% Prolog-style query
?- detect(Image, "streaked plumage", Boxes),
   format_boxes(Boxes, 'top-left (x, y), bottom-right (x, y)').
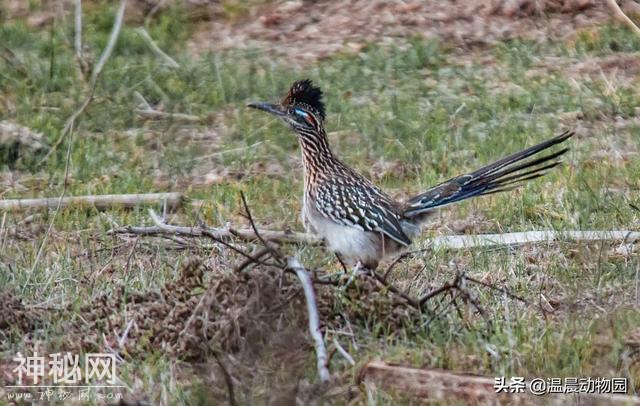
top-left (249, 80), bottom-right (574, 268)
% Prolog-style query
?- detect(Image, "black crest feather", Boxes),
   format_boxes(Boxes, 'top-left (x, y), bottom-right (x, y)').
top-left (282, 79), bottom-right (325, 120)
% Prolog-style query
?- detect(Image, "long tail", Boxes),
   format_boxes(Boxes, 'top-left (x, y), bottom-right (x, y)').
top-left (403, 130), bottom-right (574, 218)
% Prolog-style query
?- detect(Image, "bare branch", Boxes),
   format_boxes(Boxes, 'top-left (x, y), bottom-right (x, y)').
top-left (110, 223), bottom-right (323, 245)
top-left (418, 277), bottom-right (459, 306)
top-left (431, 230), bottom-right (640, 249)
top-left (369, 269), bottom-right (419, 308)
top-left (239, 192), bottom-right (283, 264)
top-left (382, 247), bottom-right (432, 281)
top-left (40, 0), bottom-right (127, 164)
top-left (90, 0), bottom-right (127, 86)
top-left (332, 337), bottom-right (355, 366)
top-left (357, 361), bottom-right (501, 402)
top-left (286, 257), bottom-right (330, 383)
top-left (234, 247), bottom-right (272, 273)
top-left (135, 108), bottom-right (203, 123)
top-left (136, 27), bottom-right (179, 68)
top-left (606, 0), bottom-right (640, 37)
top-left (147, 209), bottom-right (271, 266)
top-left (112, 226), bottom-right (640, 251)
top-left (144, 0), bottom-right (169, 26)
top-left (74, 0), bottom-right (82, 60)
top-left (0, 193), bottom-right (183, 212)
top-left (464, 275), bottom-right (530, 306)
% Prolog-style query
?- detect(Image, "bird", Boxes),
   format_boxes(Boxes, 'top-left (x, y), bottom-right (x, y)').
top-left (248, 79), bottom-right (574, 269)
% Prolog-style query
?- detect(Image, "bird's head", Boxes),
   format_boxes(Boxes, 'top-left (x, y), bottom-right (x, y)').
top-left (248, 79), bottom-right (326, 133)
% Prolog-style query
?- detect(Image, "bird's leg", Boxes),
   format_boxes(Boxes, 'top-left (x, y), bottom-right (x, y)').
top-left (334, 253), bottom-right (349, 274)
top-left (340, 261), bottom-right (367, 291)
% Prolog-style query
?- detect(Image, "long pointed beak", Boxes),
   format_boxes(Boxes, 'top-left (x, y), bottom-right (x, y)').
top-left (247, 102), bottom-right (286, 117)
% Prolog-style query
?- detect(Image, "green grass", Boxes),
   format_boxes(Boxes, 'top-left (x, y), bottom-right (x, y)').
top-left (1, 4), bottom-right (639, 404)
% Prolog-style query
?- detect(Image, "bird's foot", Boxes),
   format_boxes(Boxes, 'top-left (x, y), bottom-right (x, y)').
top-left (339, 261), bottom-right (371, 290)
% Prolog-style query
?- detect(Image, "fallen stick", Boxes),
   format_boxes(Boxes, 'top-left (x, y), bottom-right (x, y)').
top-left (431, 230), bottom-right (640, 250)
top-left (136, 27), bottom-right (179, 68)
top-left (333, 337), bottom-right (356, 366)
top-left (112, 224), bottom-right (640, 250)
top-left (146, 209), bottom-right (275, 267)
top-left (358, 361), bottom-right (498, 402)
top-left (74, 0), bottom-right (82, 61)
top-left (287, 257), bottom-right (330, 383)
top-left (606, 0), bottom-right (640, 37)
top-left (0, 192), bottom-right (183, 212)
top-left (135, 108), bottom-right (202, 123)
top-left (358, 361), bottom-right (640, 404)
top-left (110, 223), bottom-right (323, 245)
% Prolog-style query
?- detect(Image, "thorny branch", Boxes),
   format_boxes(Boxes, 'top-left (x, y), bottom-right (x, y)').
top-left (137, 199), bottom-right (545, 315)
top-left (138, 204), bottom-right (545, 317)
top-left (239, 191), bottom-right (283, 264)
top-left (125, 194), bottom-right (549, 382)
top-left (147, 209), bottom-right (274, 268)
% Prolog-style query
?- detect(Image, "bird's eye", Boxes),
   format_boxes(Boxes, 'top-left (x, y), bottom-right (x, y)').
top-left (294, 108), bottom-right (316, 126)
top-left (294, 108), bottom-right (308, 118)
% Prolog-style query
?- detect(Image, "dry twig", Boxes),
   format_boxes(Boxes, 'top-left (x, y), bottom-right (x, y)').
top-left (136, 27), bottom-right (179, 68)
top-left (606, 0), bottom-right (640, 37)
top-left (358, 361), bottom-right (498, 402)
top-left (431, 230), bottom-right (640, 249)
top-left (135, 108), bottom-right (202, 123)
top-left (147, 209), bottom-right (271, 267)
top-left (40, 0), bottom-right (127, 163)
top-left (74, 0), bottom-right (82, 60)
top-left (0, 192), bottom-right (183, 212)
top-left (212, 352), bottom-right (237, 406)
top-left (239, 192), bottom-right (283, 264)
top-left (117, 214), bottom-right (635, 321)
top-left (110, 223), bottom-right (322, 245)
top-left (332, 337), bottom-right (356, 366)
top-left (112, 225), bottom-right (640, 250)
top-left (287, 257), bottom-right (331, 383)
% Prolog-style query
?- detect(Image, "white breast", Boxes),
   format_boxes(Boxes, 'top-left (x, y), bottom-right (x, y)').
top-left (302, 199), bottom-right (382, 266)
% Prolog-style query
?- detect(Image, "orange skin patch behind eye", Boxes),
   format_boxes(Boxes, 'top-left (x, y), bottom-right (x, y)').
top-left (295, 107), bottom-right (317, 127)
top-left (305, 112), bottom-right (317, 127)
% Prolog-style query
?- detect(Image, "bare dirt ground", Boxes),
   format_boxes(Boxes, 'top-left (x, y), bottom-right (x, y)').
top-left (188, 0), bottom-right (619, 62)
top-left (3, 0), bottom-right (636, 63)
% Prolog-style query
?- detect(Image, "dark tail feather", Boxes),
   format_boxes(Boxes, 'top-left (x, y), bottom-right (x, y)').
top-left (403, 131), bottom-right (574, 218)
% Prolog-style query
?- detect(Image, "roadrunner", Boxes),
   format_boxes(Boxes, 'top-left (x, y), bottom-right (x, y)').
top-left (249, 79), bottom-right (573, 269)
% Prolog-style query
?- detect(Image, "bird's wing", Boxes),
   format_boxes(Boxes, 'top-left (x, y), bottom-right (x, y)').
top-left (314, 181), bottom-right (412, 246)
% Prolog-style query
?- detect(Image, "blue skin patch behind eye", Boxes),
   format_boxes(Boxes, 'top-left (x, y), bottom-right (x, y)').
top-left (294, 108), bottom-right (308, 117)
